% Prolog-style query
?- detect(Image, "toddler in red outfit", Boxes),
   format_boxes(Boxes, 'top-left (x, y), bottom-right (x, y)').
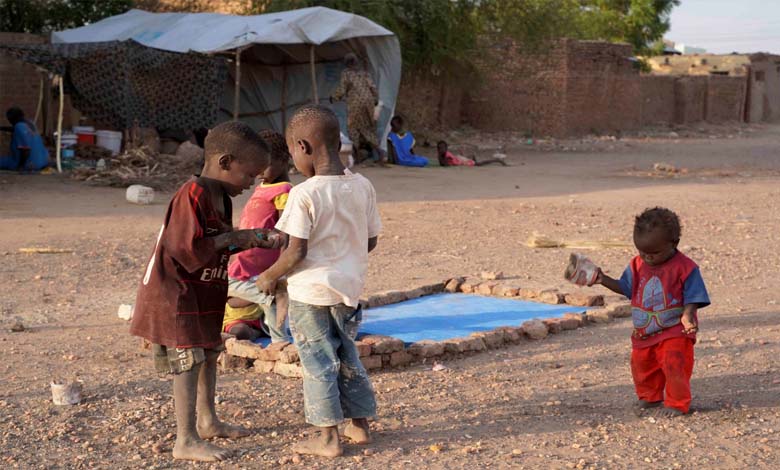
top-left (595, 207), bottom-right (710, 416)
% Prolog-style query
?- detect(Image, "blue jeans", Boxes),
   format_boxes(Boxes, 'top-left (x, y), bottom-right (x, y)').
top-left (228, 278), bottom-right (292, 343)
top-left (289, 300), bottom-right (376, 427)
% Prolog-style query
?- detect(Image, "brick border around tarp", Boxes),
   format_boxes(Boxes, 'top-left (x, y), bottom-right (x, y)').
top-left (220, 277), bottom-right (631, 377)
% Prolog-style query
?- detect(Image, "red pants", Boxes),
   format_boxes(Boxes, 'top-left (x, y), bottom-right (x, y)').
top-left (631, 337), bottom-right (694, 413)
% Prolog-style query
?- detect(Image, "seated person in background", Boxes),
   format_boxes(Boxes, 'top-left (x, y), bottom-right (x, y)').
top-left (387, 115), bottom-right (428, 167)
top-left (0, 107), bottom-right (49, 171)
top-left (224, 129), bottom-right (293, 343)
top-left (437, 140), bottom-right (507, 167)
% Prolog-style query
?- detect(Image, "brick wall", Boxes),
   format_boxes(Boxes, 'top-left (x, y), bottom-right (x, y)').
top-left (673, 76), bottom-right (707, 124)
top-left (639, 75), bottom-right (676, 126)
top-left (563, 41), bottom-right (641, 134)
top-left (0, 33), bottom-right (47, 126)
top-left (462, 39), bottom-right (568, 136)
top-left (395, 70), bottom-right (464, 130)
top-left (706, 75), bottom-right (747, 123)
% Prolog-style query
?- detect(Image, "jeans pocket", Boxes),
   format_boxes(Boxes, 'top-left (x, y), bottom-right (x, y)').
top-left (345, 305), bottom-right (362, 340)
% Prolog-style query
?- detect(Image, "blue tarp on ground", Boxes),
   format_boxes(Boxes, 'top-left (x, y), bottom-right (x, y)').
top-left (253, 293), bottom-right (585, 346)
top-left (360, 293), bottom-right (583, 343)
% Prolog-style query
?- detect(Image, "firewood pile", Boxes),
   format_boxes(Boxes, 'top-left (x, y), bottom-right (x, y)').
top-left (71, 145), bottom-right (203, 190)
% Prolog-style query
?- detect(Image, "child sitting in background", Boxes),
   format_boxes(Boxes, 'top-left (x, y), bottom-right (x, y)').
top-left (224, 129), bottom-right (293, 343)
top-left (257, 105), bottom-right (380, 458)
top-left (387, 115), bottom-right (428, 167)
top-left (592, 207), bottom-right (710, 417)
top-left (437, 140), bottom-right (507, 167)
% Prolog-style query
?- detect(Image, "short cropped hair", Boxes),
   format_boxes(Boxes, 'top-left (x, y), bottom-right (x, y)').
top-left (634, 207), bottom-right (682, 242)
top-left (286, 105), bottom-right (341, 154)
top-left (204, 121), bottom-right (268, 162)
top-left (6, 107), bottom-right (24, 125)
top-left (259, 129), bottom-right (291, 163)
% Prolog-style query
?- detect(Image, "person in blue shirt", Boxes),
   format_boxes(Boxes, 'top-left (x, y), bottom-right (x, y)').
top-left (387, 115), bottom-right (428, 168)
top-left (0, 107), bottom-right (49, 171)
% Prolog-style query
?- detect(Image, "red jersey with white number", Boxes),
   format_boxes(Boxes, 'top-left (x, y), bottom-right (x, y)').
top-left (130, 177), bottom-right (232, 349)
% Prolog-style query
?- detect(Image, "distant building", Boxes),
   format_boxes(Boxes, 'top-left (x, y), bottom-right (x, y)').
top-left (674, 43), bottom-right (707, 55)
top-left (647, 53), bottom-right (780, 122)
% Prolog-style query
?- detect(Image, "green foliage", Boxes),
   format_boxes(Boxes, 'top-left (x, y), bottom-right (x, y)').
top-left (249, 0), bottom-right (678, 70)
top-left (251, 0), bottom-right (484, 70)
top-left (0, 0), bottom-right (133, 33)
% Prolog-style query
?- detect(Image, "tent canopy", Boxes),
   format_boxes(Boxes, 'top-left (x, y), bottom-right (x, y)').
top-left (53, 7), bottom-right (394, 53)
top-left (53, 8), bottom-right (402, 143)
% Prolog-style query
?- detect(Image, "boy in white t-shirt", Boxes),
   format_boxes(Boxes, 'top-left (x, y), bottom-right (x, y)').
top-left (256, 105), bottom-right (380, 458)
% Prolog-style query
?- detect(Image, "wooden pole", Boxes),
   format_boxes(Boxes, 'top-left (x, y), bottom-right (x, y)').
top-left (281, 64), bottom-right (288, 129)
top-left (310, 45), bottom-right (318, 104)
top-left (56, 75), bottom-right (64, 173)
top-left (233, 47), bottom-right (243, 121)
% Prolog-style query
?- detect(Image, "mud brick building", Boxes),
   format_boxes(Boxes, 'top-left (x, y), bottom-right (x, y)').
top-left (399, 39), bottom-right (757, 136)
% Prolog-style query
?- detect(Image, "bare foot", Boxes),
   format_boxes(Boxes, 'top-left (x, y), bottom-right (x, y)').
top-left (343, 419), bottom-right (372, 444)
top-left (198, 421), bottom-right (251, 440)
top-left (633, 400), bottom-right (662, 416)
top-left (173, 437), bottom-right (231, 462)
top-left (292, 427), bottom-right (343, 458)
top-left (655, 406), bottom-right (685, 418)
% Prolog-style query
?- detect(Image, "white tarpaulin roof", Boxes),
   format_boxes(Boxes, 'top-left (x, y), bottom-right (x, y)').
top-left (52, 7), bottom-right (401, 149)
top-left (52, 7), bottom-right (394, 52)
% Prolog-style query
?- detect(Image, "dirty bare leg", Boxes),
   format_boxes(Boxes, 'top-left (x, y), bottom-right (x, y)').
top-left (292, 425), bottom-right (343, 458)
top-left (172, 363), bottom-right (231, 462)
top-left (343, 418), bottom-right (371, 444)
top-left (196, 350), bottom-right (251, 440)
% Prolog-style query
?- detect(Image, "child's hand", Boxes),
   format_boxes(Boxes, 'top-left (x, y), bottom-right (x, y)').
top-left (681, 310), bottom-right (698, 334)
top-left (254, 229), bottom-right (286, 250)
top-left (230, 229), bottom-right (265, 250)
top-left (256, 273), bottom-right (277, 295)
top-left (594, 268), bottom-right (605, 286)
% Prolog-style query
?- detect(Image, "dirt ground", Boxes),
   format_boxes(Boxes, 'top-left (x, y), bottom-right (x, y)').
top-left (2, 124), bottom-right (780, 469)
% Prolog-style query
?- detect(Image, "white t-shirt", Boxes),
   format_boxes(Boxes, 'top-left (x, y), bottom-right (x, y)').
top-left (276, 169), bottom-right (381, 307)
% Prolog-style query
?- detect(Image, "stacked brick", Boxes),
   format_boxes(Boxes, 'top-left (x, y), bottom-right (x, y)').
top-left (222, 277), bottom-right (631, 378)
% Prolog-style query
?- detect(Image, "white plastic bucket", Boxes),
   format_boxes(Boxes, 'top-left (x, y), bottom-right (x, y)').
top-left (126, 185), bottom-right (155, 205)
top-left (96, 130), bottom-right (122, 156)
top-left (51, 381), bottom-right (82, 406)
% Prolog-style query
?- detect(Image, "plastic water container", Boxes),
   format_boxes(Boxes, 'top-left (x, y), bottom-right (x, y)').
top-left (126, 185), bottom-right (155, 205)
top-left (60, 132), bottom-right (78, 148)
top-left (96, 130), bottom-right (122, 155)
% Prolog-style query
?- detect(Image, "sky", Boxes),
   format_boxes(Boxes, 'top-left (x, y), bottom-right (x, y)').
top-left (667, 0), bottom-right (780, 54)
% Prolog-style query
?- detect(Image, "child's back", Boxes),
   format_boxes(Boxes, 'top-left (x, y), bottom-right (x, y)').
top-left (256, 105), bottom-right (379, 458)
top-left (279, 170), bottom-right (379, 307)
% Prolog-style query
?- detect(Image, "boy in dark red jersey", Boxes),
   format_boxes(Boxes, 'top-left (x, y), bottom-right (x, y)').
top-left (130, 122), bottom-right (283, 462)
top-left (596, 207), bottom-right (710, 417)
